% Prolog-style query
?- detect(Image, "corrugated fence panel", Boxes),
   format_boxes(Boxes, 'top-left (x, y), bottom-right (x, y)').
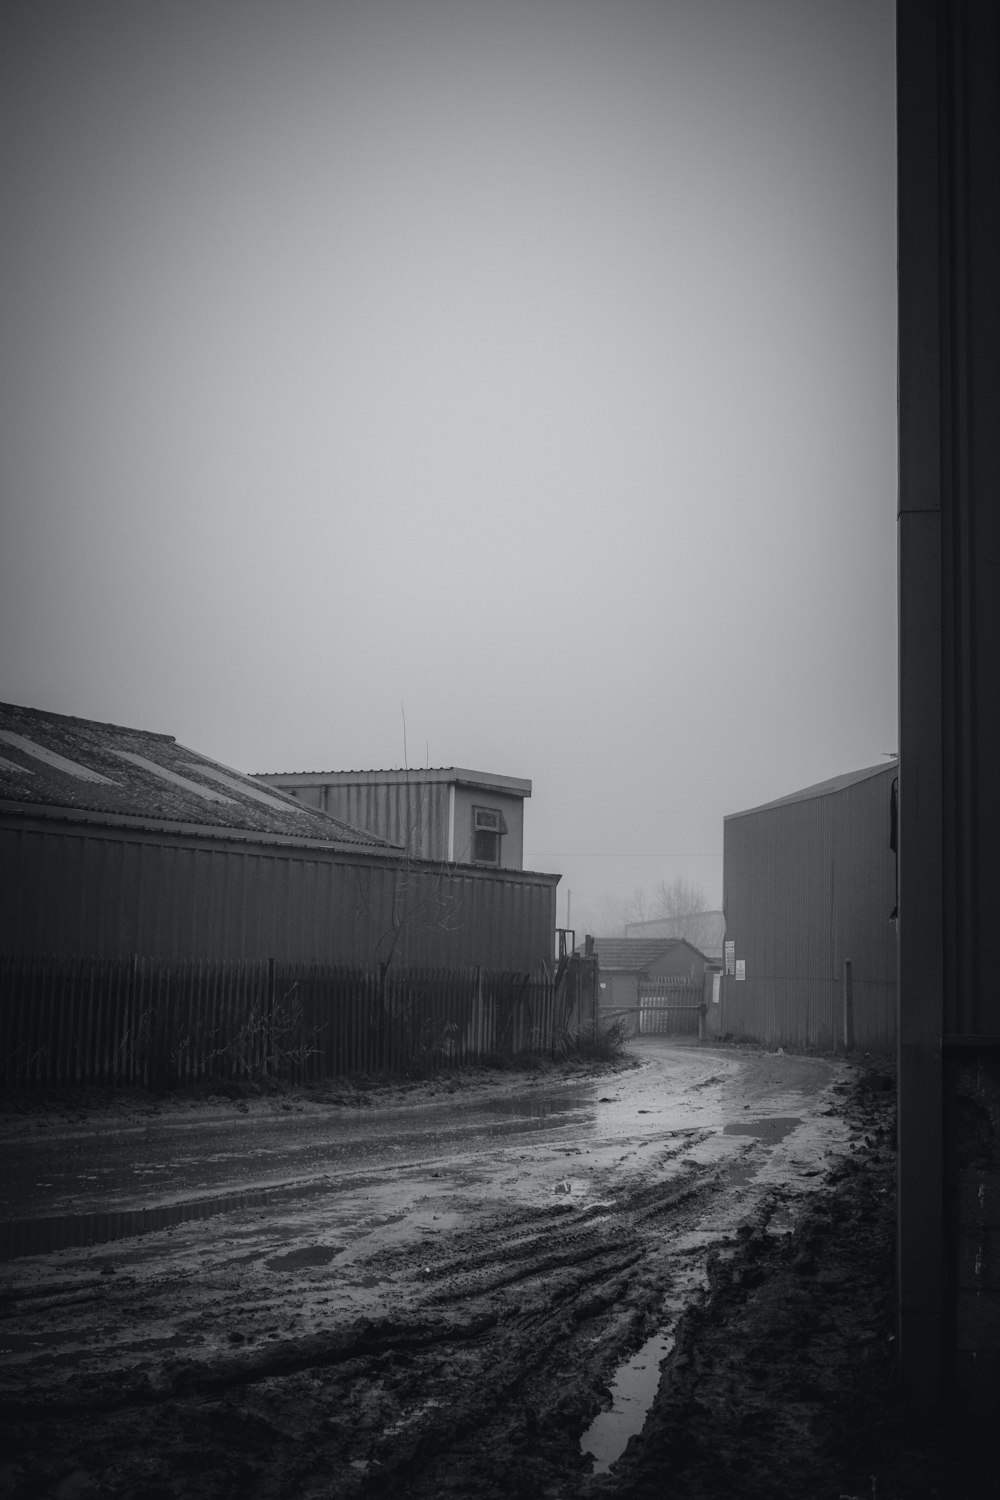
top-left (0, 955), bottom-right (558, 1088)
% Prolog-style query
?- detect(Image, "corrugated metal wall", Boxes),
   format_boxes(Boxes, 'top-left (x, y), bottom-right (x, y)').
top-left (319, 781), bottom-right (452, 861)
top-left (721, 765), bottom-right (897, 1051)
top-left (0, 817), bottom-right (557, 971)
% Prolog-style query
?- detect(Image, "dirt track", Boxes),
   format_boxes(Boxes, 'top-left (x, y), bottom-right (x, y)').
top-left (0, 1041), bottom-right (963, 1499)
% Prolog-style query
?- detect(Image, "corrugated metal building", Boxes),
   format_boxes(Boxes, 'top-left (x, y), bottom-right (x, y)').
top-left (722, 761), bottom-right (897, 1051)
top-left (0, 704), bottom-right (558, 971)
top-left (253, 767), bottom-right (531, 871)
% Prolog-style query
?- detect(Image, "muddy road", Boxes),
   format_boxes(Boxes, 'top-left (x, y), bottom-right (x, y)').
top-left (1, 1040), bottom-right (897, 1499)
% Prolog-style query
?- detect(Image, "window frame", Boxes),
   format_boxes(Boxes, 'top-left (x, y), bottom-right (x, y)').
top-left (471, 804), bottom-right (507, 866)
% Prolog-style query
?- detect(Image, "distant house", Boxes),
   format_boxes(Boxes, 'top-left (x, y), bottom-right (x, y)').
top-left (0, 703), bottom-right (558, 971)
top-left (252, 767), bottom-right (531, 871)
top-left (722, 761), bottom-right (897, 1051)
top-left (590, 937), bottom-right (707, 1030)
top-left (624, 912), bottom-right (725, 964)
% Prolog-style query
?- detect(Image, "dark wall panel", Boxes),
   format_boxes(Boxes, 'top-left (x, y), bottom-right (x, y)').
top-left (1, 820), bottom-right (557, 972)
top-left (722, 765), bottom-right (897, 1051)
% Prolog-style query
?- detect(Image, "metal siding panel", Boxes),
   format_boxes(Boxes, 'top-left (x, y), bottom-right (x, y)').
top-left (724, 797), bottom-right (834, 1047)
top-left (93, 836), bottom-right (127, 954)
top-left (832, 771), bottom-right (898, 1050)
top-left (2, 820), bottom-right (556, 971)
top-left (724, 765), bottom-right (897, 1050)
top-left (322, 781), bottom-right (451, 861)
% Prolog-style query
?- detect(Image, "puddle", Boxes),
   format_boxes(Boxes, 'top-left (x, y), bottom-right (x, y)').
top-left (0, 1328), bottom-right (90, 1355)
top-left (490, 1094), bottom-right (589, 1120)
top-left (580, 1329), bottom-right (674, 1474)
top-left (266, 1245), bottom-right (338, 1272)
top-left (723, 1115), bottom-right (801, 1144)
top-left (0, 1328), bottom-right (193, 1364)
top-left (0, 1177), bottom-right (341, 1261)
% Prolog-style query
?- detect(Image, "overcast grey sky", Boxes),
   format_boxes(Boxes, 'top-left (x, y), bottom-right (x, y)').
top-left (1, 0), bottom-right (897, 922)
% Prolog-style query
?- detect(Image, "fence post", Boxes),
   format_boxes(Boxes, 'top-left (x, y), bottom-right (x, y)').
top-left (266, 957), bottom-right (276, 1078)
top-left (842, 959), bottom-right (854, 1050)
top-left (128, 953), bottom-right (142, 1087)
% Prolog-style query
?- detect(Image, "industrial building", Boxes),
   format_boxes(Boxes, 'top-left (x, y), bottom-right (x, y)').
top-left (0, 703), bottom-right (558, 971)
top-left (721, 761), bottom-right (897, 1053)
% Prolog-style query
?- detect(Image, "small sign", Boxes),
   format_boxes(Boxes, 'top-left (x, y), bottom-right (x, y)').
top-left (735, 959), bottom-right (746, 982)
top-left (724, 940), bottom-right (735, 976)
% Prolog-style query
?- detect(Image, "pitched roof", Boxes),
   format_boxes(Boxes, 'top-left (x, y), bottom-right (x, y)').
top-left (725, 760), bottom-right (898, 821)
top-left (589, 937), bottom-right (704, 972)
top-left (0, 702), bottom-right (399, 852)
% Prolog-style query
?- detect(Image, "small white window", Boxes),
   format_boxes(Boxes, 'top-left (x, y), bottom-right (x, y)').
top-left (472, 805), bottom-right (507, 865)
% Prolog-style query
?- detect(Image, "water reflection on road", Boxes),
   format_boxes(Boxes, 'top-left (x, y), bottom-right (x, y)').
top-left (0, 1040), bottom-right (838, 1261)
top-left (0, 1081), bottom-right (604, 1257)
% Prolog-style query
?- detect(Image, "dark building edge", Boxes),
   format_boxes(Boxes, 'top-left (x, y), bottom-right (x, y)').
top-left (897, 0), bottom-right (1000, 1416)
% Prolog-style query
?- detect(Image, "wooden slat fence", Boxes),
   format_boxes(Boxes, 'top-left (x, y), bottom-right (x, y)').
top-left (638, 976), bottom-right (706, 1036)
top-left (0, 955), bottom-right (558, 1089)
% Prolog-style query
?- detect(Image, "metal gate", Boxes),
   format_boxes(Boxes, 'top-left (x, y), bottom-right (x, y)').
top-left (638, 976), bottom-right (705, 1035)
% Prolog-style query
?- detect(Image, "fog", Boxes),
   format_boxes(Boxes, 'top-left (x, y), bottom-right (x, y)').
top-left (0, 0), bottom-right (897, 925)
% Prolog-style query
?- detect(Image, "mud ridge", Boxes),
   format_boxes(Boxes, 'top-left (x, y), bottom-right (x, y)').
top-left (6, 1050), bottom-right (916, 1500)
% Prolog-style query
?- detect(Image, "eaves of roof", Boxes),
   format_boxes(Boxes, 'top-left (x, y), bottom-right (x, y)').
top-left (0, 799), bottom-right (403, 856)
top-left (724, 761), bottom-right (898, 821)
top-left (253, 767), bottom-right (532, 797)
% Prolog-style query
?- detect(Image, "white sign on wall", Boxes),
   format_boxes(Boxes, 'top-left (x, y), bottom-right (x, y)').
top-left (735, 959), bottom-right (746, 981)
top-left (724, 940), bottom-right (735, 976)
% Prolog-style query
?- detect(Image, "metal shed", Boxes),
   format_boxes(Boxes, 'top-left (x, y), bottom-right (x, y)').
top-left (0, 703), bottom-right (558, 972)
top-left (253, 767), bottom-right (531, 871)
top-left (721, 761), bottom-right (898, 1051)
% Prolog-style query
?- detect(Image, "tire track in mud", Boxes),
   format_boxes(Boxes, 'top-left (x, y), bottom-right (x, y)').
top-left (356, 1163), bottom-right (780, 1499)
top-left (2, 1054), bottom-right (855, 1499)
top-left (4, 1148), bottom-right (792, 1499)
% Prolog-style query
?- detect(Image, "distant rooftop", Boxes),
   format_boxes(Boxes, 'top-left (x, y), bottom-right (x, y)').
top-left (0, 703), bottom-right (399, 852)
top-left (589, 937), bottom-right (704, 971)
top-left (624, 912), bottom-right (725, 959)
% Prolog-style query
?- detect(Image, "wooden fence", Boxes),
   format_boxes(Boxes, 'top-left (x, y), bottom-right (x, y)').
top-left (0, 954), bottom-right (575, 1089)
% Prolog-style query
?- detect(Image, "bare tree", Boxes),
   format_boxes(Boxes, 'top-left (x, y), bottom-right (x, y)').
top-left (653, 876), bottom-right (709, 918)
top-left (603, 876), bottom-right (713, 938)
